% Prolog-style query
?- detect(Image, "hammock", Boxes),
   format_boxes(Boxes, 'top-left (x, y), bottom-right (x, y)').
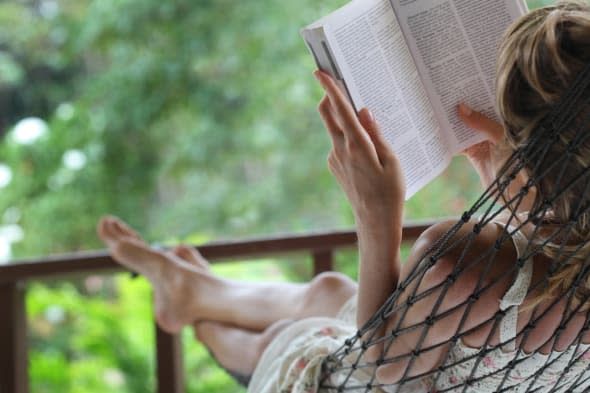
top-left (319, 62), bottom-right (590, 391)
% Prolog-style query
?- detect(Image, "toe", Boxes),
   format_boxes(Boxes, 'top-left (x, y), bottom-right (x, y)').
top-left (96, 217), bottom-right (107, 240)
top-left (173, 245), bottom-right (197, 262)
top-left (172, 245), bottom-right (209, 269)
top-left (97, 216), bottom-right (118, 244)
top-left (98, 216), bottom-right (147, 249)
top-left (112, 218), bottom-right (142, 240)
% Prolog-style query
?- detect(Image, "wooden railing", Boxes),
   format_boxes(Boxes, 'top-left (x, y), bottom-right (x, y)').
top-left (0, 223), bottom-right (432, 393)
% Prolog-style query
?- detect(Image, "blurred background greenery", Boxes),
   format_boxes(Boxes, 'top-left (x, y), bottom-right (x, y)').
top-left (0, 0), bottom-right (555, 391)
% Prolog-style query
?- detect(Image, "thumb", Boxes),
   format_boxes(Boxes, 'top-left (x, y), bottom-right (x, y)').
top-left (358, 108), bottom-right (391, 163)
top-left (457, 103), bottom-right (504, 143)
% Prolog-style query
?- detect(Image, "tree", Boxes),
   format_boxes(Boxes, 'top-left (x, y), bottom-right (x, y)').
top-left (0, 0), bottom-right (351, 259)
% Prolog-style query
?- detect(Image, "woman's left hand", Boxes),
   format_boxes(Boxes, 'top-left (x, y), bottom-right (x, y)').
top-left (315, 71), bottom-right (405, 227)
top-left (457, 103), bottom-right (504, 188)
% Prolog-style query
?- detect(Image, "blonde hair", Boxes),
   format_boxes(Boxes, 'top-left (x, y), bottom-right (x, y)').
top-left (496, 0), bottom-right (590, 310)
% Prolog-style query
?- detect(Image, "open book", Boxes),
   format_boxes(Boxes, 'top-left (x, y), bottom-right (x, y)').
top-left (302, 0), bottom-right (528, 198)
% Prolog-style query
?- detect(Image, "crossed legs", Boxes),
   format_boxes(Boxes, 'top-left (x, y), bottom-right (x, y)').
top-left (97, 216), bottom-right (357, 376)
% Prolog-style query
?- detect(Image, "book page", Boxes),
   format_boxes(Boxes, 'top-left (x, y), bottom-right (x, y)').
top-left (303, 0), bottom-right (451, 198)
top-left (391, 0), bottom-right (527, 153)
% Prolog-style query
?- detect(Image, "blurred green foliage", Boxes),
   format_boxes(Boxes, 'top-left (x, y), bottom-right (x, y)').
top-left (0, 0), bottom-right (557, 391)
top-left (0, 0), bottom-right (356, 260)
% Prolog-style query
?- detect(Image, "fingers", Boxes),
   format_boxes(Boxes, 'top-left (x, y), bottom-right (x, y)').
top-left (358, 108), bottom-right (391, 165)
top-left (318, 95), bottom-right (344, 150)
top-left (314, 71), bottom-right (368, 144)
top-left (315, 71), bottom-right (384, 167)
top-left (457, 103), bottom-right (504, 143)
top-left (327, 149), bottom-right (340, 177)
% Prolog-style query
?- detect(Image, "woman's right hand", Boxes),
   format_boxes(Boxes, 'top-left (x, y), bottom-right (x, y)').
top-left (315, 71), bottom-right (405, 228)
top-left (457, 103), bottom-right (505, 188)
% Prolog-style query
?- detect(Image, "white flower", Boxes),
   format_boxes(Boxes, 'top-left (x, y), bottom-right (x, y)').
top-left (0, 164), bottom-right (12, 188)
top-left (12, 117), bottom-right (48, 145)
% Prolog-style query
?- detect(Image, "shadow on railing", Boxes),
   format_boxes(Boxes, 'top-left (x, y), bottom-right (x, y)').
top-left (0, 222), bottom-right (432, 393)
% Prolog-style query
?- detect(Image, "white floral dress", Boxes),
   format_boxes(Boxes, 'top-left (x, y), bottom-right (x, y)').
top-left (248, 228), bottom-right (590, 393)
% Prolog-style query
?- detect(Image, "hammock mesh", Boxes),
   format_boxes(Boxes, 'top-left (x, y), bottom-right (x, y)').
top-left (320, 63), bottom-right (590, 392)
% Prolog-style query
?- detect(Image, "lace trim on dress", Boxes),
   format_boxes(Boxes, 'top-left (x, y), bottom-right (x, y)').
top-left (498, 226), bottom-right (534, 351)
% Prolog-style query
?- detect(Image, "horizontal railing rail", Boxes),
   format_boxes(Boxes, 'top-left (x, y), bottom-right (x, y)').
top-left (0, 222), bottom-right (434, 393)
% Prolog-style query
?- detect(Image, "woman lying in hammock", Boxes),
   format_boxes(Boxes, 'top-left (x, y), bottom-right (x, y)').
top-left (98, 1), bottom-right (590, 391)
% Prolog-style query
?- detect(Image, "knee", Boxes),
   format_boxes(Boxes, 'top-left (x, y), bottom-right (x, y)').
top-left (305, 272), bottom-right (356, 303)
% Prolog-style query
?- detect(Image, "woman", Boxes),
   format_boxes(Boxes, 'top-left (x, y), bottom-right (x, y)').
top-left (98, 1), bottom-right (590, 391)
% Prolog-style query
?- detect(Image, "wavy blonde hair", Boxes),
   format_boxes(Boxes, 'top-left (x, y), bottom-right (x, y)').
top-left (496, 0), bottom-right (590, 310)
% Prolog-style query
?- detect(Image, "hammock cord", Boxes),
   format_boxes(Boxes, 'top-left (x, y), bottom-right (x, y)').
top-left (320, 62), bottom-right (590, 392)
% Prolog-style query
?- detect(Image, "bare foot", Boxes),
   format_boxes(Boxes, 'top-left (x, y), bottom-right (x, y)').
top-left (97, 216), bottom-right (156, 276)
top-left (97, 216), bottom-right (213, 333)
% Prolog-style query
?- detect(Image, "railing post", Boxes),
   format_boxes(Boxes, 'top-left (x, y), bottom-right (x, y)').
top-left (312, 250), bottom-right (334, 276)
top-left (155, 323), bottom-right (184, 393)
top-left (0, 282), bottom-right (28, 393)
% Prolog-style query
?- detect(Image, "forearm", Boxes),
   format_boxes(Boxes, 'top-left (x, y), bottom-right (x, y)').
top-left (314, 70), bottom-right (406, 331)
top-left (355, 216), bottom-right (403, 330)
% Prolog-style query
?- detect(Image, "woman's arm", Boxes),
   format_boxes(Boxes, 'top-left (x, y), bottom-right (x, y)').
top-left (315, 78), bottom-right (512, 384)
top-left (315, 71), bottom-right (405, 329)
top-left (355, 200), bottom-right (404, 331)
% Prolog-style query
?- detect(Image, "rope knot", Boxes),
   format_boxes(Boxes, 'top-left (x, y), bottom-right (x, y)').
top-left (567, 144), bottom-right (579, 155)
top-left (494, 240), bottom-right (503, 250)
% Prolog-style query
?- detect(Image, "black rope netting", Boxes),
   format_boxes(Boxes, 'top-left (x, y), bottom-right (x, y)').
top-left (319, 63), bottom-right (590, 392)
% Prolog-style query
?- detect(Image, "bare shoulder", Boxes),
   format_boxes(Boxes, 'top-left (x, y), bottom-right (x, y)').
top-left (400, 218), bottom-right (506, 285)
top-left (397, 217), bottom-right (517, 333)
top-left (376, 219), bottom-right (517, 383)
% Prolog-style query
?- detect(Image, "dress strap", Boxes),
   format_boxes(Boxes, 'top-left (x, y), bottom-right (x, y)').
top-left (498, 225), bottom-right (533, 352)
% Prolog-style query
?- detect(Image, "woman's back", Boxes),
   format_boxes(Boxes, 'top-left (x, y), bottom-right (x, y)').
top-left (319, 216), bottom-right (590, 392)
top-left (428, 220), bottom-right (590, 392)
